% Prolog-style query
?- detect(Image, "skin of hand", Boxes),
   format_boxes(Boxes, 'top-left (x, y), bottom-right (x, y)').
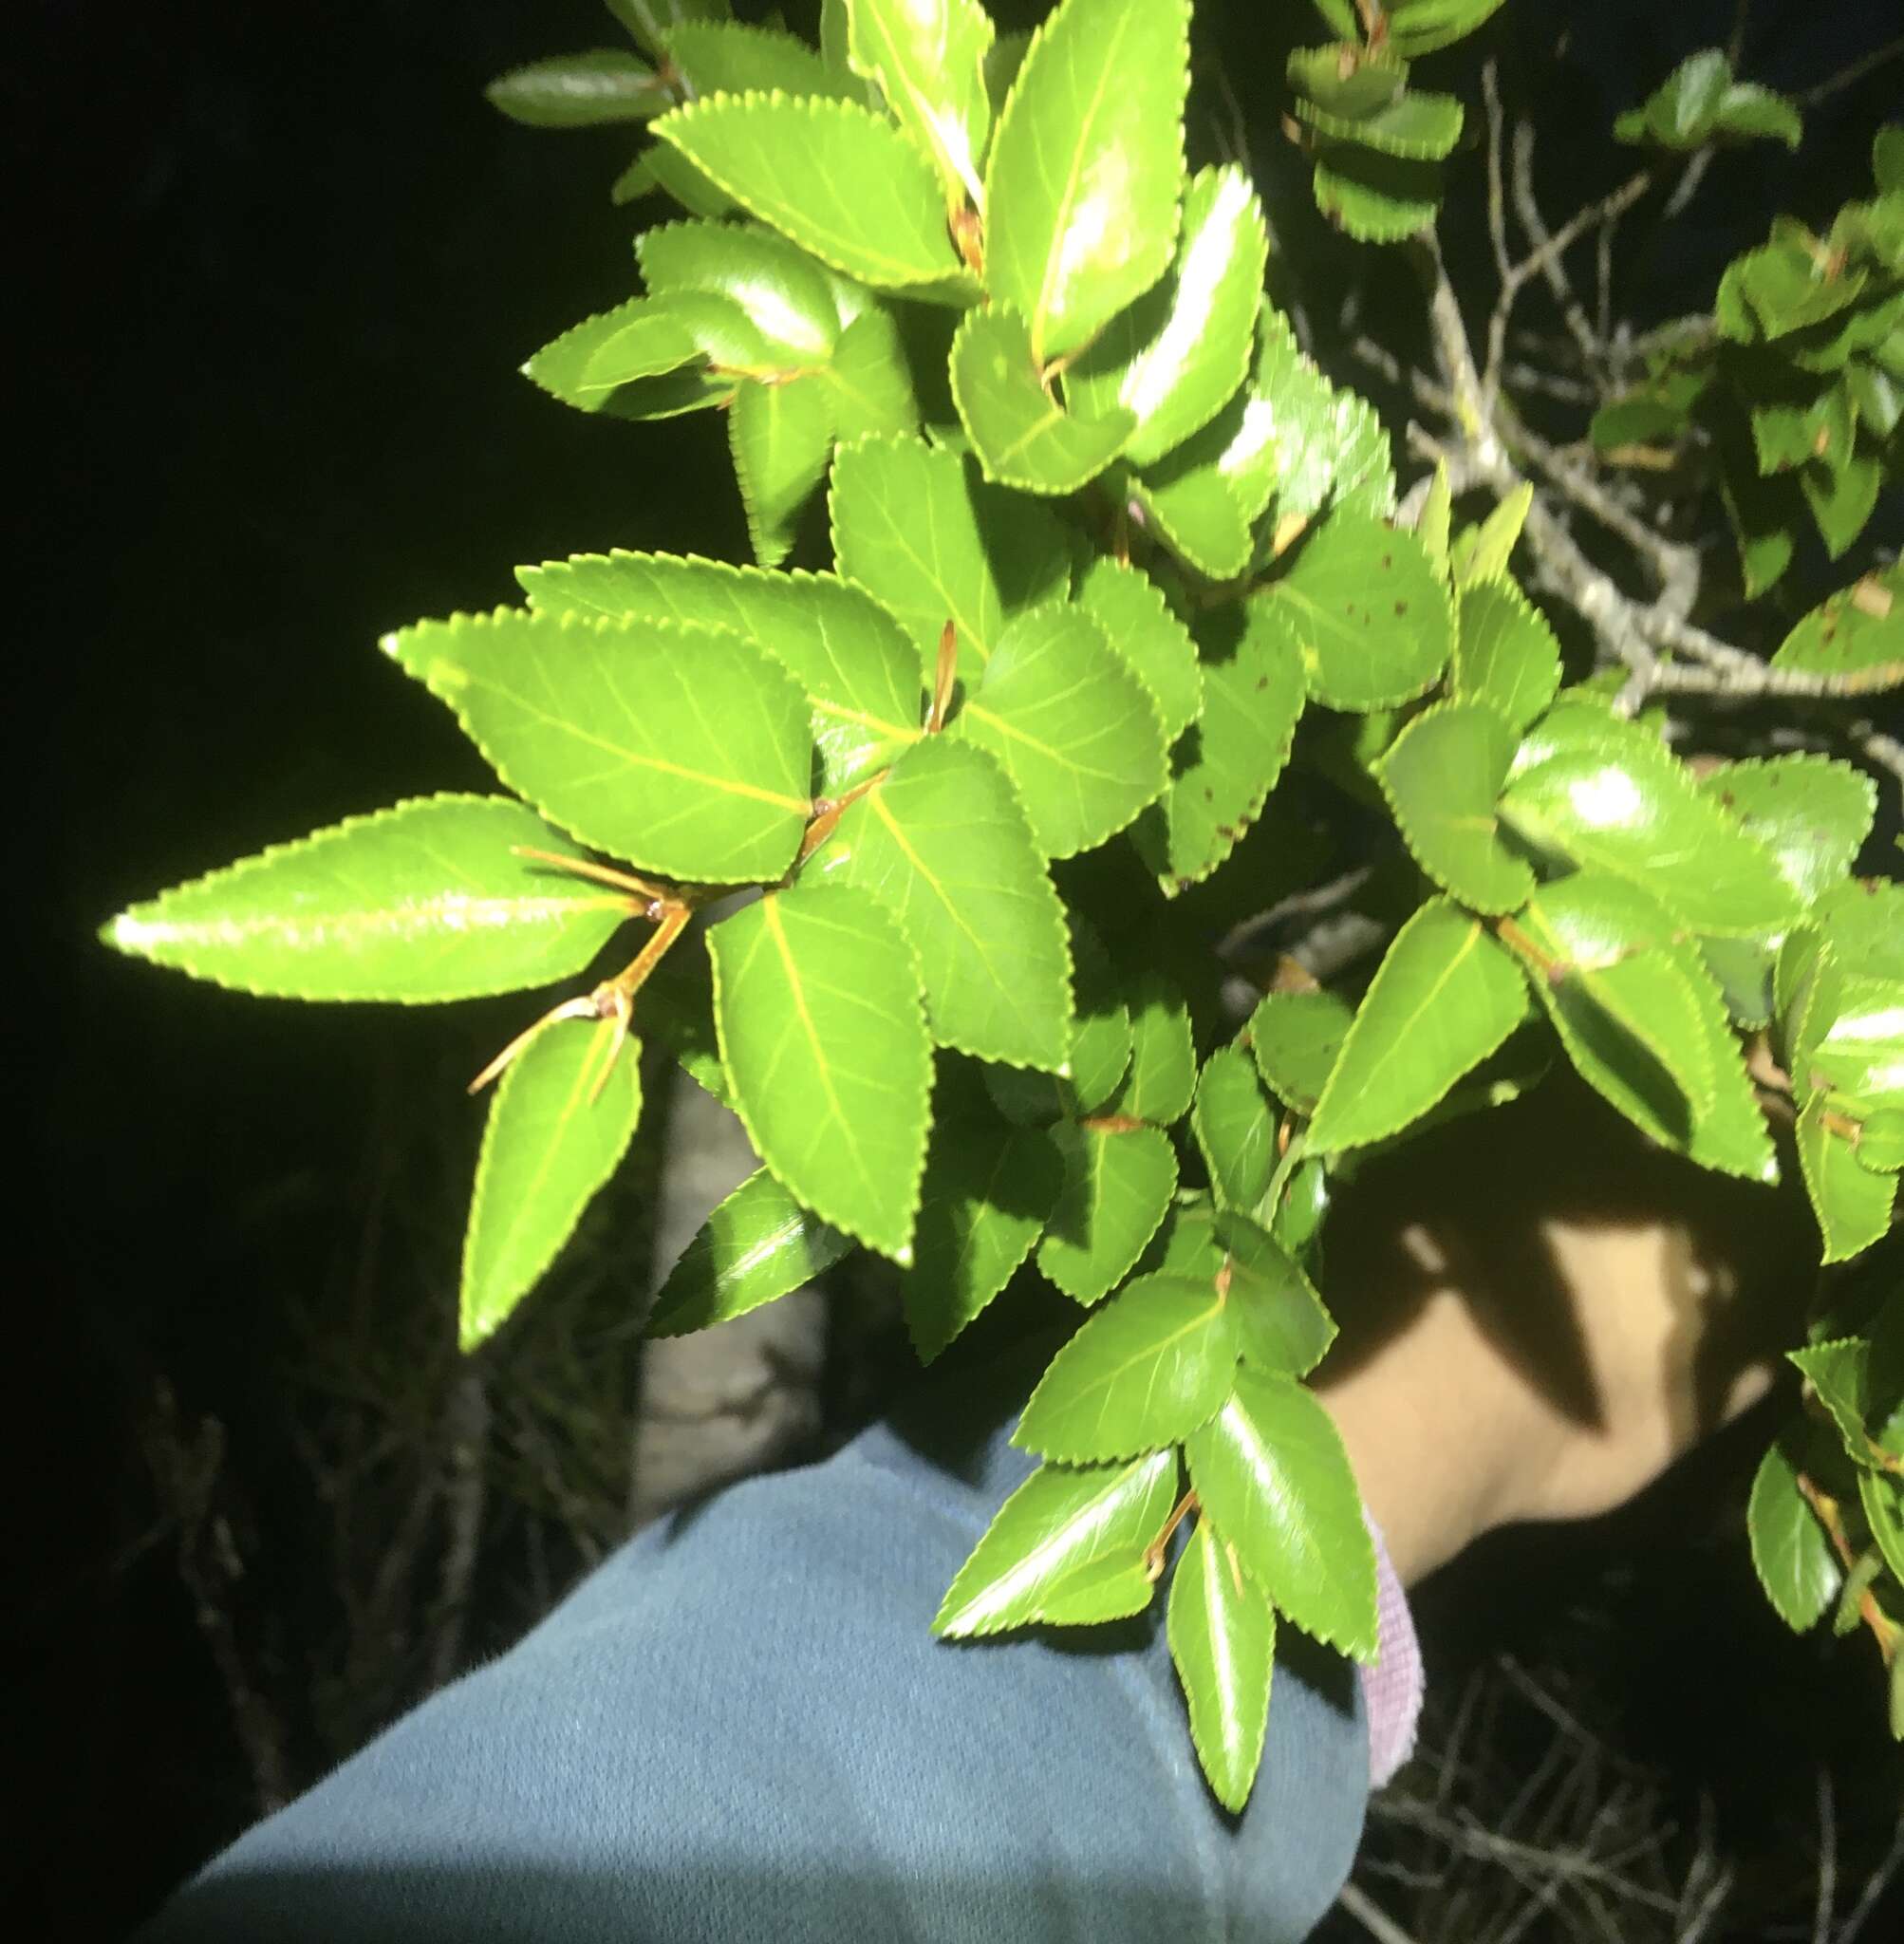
top-left (1313, 1073), bottom-right (1814, 1586)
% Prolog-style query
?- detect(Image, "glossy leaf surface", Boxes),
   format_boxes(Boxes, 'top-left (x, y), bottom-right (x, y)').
top-left (1377, 701), bottom-right (1536, 914)
top-left (103, 796), bottom-right (631, 1003)
top-left (730, 372), bottom-right (835, 566)
top-left (1037, 1122), bottom-right (1179, 1303)
top-left (846, 0), bottom-right (994, 209)
top-left (1169, 1519), bottom-right (1275, 1812)
top-left (486, 50), bottom-right (668, 128)
top-left (934, 1450), bottom-right (1178, 1636)
top-left (1701, 757), bottom-right (1876, 905)
top-left (983, 0), bottom-right (1190, 361)
top-left (1748, 1435), bottom-right (1842, 1632)
top-left (1796, 1094), bottom-right (1897, 1262)
top-left (951, 306), bottom-right (1135, 494)
top-left (1249, 989), bottom-right (1353, 1116)
top-left (1185, 1367), bottom-right (1378, 1658)
top-left (1014, 1270), bottom-right (1239, 1461)
top-left (1192, 1046), bottom-right (1279, 1211)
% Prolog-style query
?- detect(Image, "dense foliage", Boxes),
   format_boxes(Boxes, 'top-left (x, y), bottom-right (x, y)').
top-left (105, 0), bottom-right (1901, 1807)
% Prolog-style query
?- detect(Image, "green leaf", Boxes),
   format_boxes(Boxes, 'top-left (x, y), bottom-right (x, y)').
top-left (1037, 1122), bottom-right (1179, 1303)
top-left (383, 609), bottom-right (813, 884)
top-left (461, 1020), bottom-right (644, 1350)
top-left (1295, 88), bottom-right (1464, 161)
top-left (1014, 1270), bottom-right (1239, 1462)
top-left (1126, 439), bottom-right (1254, 578)
top-left (1263, 514), bottom-right (1450, 710)
top-left (1502, 699), bottom-right (1804, 936)
top-left (1379, 0), bottom-right (1510, 57)
top-left (1311, 144), bottom-right (1443, 244)
top-left (1615, 49), bottom-right (1801, 152)
top-left (1133, 603), bottom-right (1308, 892)
top-left (665, 19), bottom-right (855, 101)
top-left (1066, 164), bottom-right (1268, 468)
top-left (730, 374), bottom-right (835, 566)
top-left (644, 141), bottom-right (741, 222)
top-left (830, 433), bottom-right (1069, 686)
top-left (1248, 989), bottom-right (1353, 1116)
top-left (710, 882), bottom-right (931, 1261)
top-left (652, 93), bottom-right (964, 290)
top-left (1700, 935), bottom-right (1775, 1030)
top-left (646, 1165), bottom-right (852, 1336)
top-left (982, 0), bottom-right (1189, 362)
top-left (846, 0), bottom-right (994, 211)
top-left (524, 298), bottom-right (713, 417)
top-left (933, 1449), bottom-right (1179, 1636)
top-left (1453, 483), bottom-right (1533, 588)
top-left (1107, 972), bottom-right (1199, 1125)
top-left (1814, 879), bottom-right (1904, 981)
top-left (1796, 1094), bottom-right (1897, 1262)
top-left (486, 49), bottom-right (670, 128)
top-left (1415, 460), bottom-right (1452, 580)
top-left (1748, 1435), bottom-right (1842, 1632)
top-left (1452, 578), bottom-right (1563, 733)
top-left (102, 796), bottom-right (631, 1002)
top-left (1168, 1519), bottom-right (1275, 1812)
top-left (1308, 899), bottom-right (1528, 1153)
top-left (902, 1102), bottom-right (1063, 1361)
top-left (1286, 44), bottom-right (1409, 121)
top-left (517, 553), bottom-right (924, 799)
top-left (822, 304), bottom-right (923, 440)
top-left (607, 0), bottom-right (731, 65)
top-left (951, 305), bottom-right (1135, 494)
top-left (1074, 559), bottom-right (1202, 741)
top-left (1701, 757), bottom-right (1876, 906)
top-left (1185, 1367), bottom-right (1377, 1658)
top-left (1791, 1337), bottom-right (1876, 1465)
top-left (1054, 917), bottom-right (1134, 1114)
top-left (1857, 1107), bottom-right (1904, 1174)
top-left (1192, 1046), bottom-right (1279, 1212)
top-left (950, 603), bottom-right (1167, 856)
top-left (1859, 1468), bottom-right (1904, 1588)
top-left (1801, 446), bottom-right (1881, 558)
top-left (638, 219), bottom-right (842, 363)
top-left (813, 736), bottom-right (1073, 1069)
top-left (638, 937), bottom-right (730, 1103)
top-left (1377, 701), bottom-right (1536, 915)
top-left (1239, 306), bottom-right (1395, 520)
top-left (1223, 1218), bottom-right (1335, 1376)
top-left (1773, 563), bottom-right (1904, 687)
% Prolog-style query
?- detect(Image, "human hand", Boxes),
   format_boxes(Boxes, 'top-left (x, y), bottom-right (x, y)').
top-left (1314, 1074), bottom-right (1813, 1584)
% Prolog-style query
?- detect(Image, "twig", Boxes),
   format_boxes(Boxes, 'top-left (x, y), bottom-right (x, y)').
top-left (1509, 121), bottom-right (1612, 376)
top-left (1336, 1882), bottom-right (1424, 1944)
top-left (1483, 62), bottom-right (1512, 292)
top-left (1838, 1813), bottom-right (1904, 1944)
top-left (1814, 1766), bottom-right (1838, 1944)
top-left (1641, 656), bottom-right (1904, 701)
top-left (1796, 33), bottom-right (1904, 107)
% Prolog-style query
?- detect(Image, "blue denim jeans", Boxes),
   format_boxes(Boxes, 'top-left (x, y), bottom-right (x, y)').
top-left (142, 1342), bottom-right (1369, 1941)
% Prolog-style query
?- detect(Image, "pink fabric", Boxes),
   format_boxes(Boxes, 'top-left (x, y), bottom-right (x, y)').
top-left (1358, 1517), bottom-right (1424, 1788)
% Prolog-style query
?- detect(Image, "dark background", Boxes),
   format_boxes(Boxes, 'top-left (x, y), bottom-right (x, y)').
top-left (12, 2), bottom-right (1901, 1936)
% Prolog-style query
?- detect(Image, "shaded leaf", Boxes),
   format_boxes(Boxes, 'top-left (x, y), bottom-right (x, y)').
top-left (1773, 563), bottom-right (1904, 686)
top-left (1168, 1519), bottom-right (1275, 1812)
top-left (1378, 700), bottom-right (1536, 914)
top-left (730, 373), bottom-right (835, 566)
top-left (951, 603), bottom-right (1168, 855)
top-left (1037, 1122), bottom-right (1179, 1303)
top-left (982, 0), bottom-right (1190, 361)
top-left (486, 49), bottom-right (670, 128)
top-left (1074, 558), bottom-right (1203, 741)
top-left (830, 432), bottom-right (1070, 685)
top-left (1133, 602), bottom-right (1308, 891)
top-left (710, 882), bottom-right (931, 1260)
top-left (902, 1104), bottom-right (1063, 1361)
top-left (1237, 306), bottom-right (1395, 520)
top-left (1748, 1434), bottom-right (1842, 1632)
top-left (1249, 988), bottom-right (1353, 1116)
top-left (933, 1449), bottom-right (1178, 1636)
top-left (383, 610), bottom-right (813, 884)
top-left (1107, 971), bottom-right (1199, 1124)
top-left (646, 1165), bottom-right (852, 1336)
top-left (813, 736), bottom-right (1073, 1069)
top-left (951, 305), bottom-right (1135, 494)
top-left (665, 19), bottom-right (854, 100)
top-left (653, 93), bottom-right (964, 290)
top-left (1263, 513), bottom-right (1450, 710)
top-left (1192, 1045), bottom-right (1279, 1212)
top-left (1308, 899), bottom-right (1528, 1153)
top-left (1185, 1366), bottom-right (1378, 1658)
top-left (1295, 88), bottom-right (1464, 161)
top-left (1311, 144), bottom-right (1443, 244)
top-left (461, 1020), bottom-right (643, 1349)
top-left (1128, 433), bottom-right (1254, 577)
top-left (637, 218), bottom-right (841, 363)
top-left (103, 796), bottom-right (631, 1003)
